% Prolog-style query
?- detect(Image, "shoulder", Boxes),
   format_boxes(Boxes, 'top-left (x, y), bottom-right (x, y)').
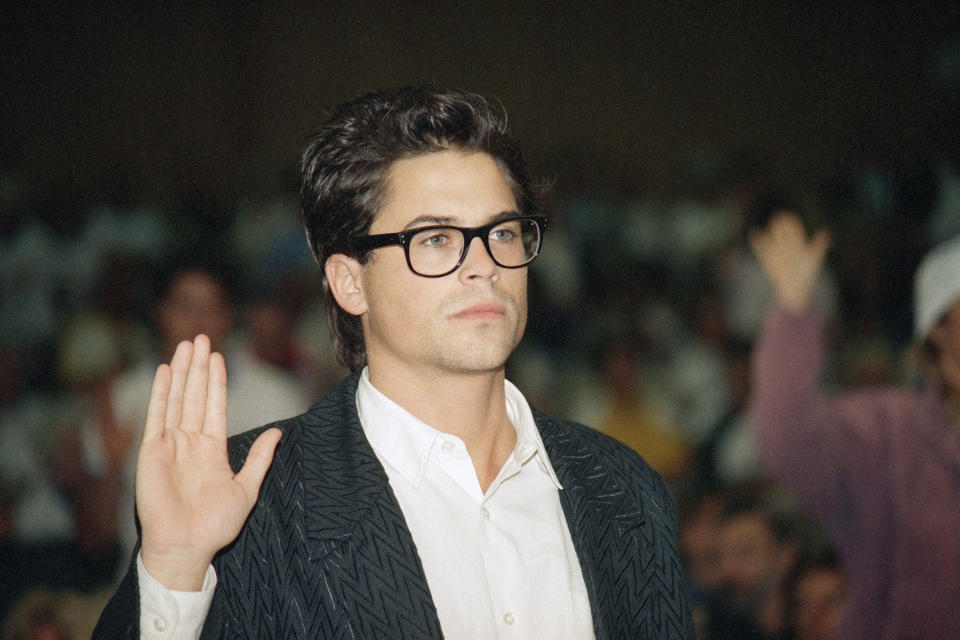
top-left (536, 411), bottom-right (662, 473)
top-left (225, 372), bottom-right (361, 470)
top-left (534, 410), bottom-right (677, 514)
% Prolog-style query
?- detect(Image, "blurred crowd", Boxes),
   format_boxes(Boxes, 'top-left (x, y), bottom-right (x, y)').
top-left (1, 148), bottom-right (959, 639)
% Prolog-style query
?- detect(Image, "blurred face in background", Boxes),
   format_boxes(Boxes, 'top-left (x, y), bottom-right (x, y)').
top-left (718, 512), bottom-right (795, 609)
top-left (156, 270), bottom-right (233, 357)
top-left (679, 494), bottom-right (726, 593)
top-left (928, 298), bottom-right (960, 396)
top-left (792, 566), bottom-right (846, 640)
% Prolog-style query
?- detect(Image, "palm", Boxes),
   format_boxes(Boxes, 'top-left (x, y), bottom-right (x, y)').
top-left (749, 211), bottom-right (831, 314)
top-left (135, 336), bottom-right (281, 589)
top-left (138, 430), bottom-right (254, 556)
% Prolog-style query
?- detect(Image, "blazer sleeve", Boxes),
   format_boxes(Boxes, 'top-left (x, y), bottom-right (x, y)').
top-left (91, 549), bottom-right (140, 639)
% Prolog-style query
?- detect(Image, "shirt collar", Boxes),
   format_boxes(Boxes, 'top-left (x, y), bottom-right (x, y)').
top-left (356, 367), bottom-right (562, 490)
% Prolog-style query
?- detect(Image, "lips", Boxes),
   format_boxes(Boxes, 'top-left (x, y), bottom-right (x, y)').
top-left (451, 301), bottom-right (507, 319)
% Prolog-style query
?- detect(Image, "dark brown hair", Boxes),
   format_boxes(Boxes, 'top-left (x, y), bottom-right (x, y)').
top-left (300, 85), bottom-right (541, 371)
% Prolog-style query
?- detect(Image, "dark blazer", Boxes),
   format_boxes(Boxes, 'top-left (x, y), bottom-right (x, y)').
top-left (95, 373), bottom-right (693, 638)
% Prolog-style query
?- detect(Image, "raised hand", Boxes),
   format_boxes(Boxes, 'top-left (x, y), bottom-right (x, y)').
top-left (749, 211), bottom-right (831, 314)
top-left (136, 335), bottom-right (282, 590)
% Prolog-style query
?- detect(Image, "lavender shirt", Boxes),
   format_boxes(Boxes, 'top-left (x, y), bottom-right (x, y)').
top-left (749, 306), bottom-right (960, 640)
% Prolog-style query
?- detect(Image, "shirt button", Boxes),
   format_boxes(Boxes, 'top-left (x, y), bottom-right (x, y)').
top-left (504, 612), bottom-right (515, 625)
top-left (153, 617), bottom-right (167, 632)
top-left (441, 440), bottom-right (455, 452)
top-left (482, 507), bottom-right (490, 519)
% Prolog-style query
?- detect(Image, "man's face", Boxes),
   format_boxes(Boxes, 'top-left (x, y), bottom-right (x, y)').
top-left (679, 495), bottom-right (726, 592)
top-left (156, 271), bottom-right (233, 354)
top-left (352, 149), bottom-right (527, 379)
top-left (718, 512), bottom-right (792, 608)
top-left (792, 567), bottom-right (846, 640)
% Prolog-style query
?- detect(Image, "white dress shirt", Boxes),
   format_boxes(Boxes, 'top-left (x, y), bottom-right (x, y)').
top-left (138, 369), bottom-right (593, 639)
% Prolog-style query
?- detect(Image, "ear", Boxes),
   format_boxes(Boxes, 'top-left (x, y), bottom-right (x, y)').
top-left (325, 254), bottom-right (368, 316)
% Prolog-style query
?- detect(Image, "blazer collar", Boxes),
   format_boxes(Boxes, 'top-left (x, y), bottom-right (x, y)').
top-left (297, 375), bottom-right (647, 539)
top-left (537, 409), bottom-right (646, 532)
top-left (293, 375), bottom-right (653, 639)
top-left (536, 409), bottom-right (648, 640)
top-left (299, 372), bottom-right (398, 546)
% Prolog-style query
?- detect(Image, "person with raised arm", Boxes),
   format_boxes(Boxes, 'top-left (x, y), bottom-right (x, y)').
top-left (93, 86), bottom-right (692, 639)
top-left (749, 211), bottom-right (960, 639)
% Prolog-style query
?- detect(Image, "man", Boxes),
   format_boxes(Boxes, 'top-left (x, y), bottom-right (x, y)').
top-left (710, 497), bottom-right (798, 640)
top-left (748, 211), bottom-right (960, 638)
top-left (75, 260), bottom-right (309, 579)
top-left (788, 551), bottom-right (846, 640)
top-left (93, 86), bottom-right (692, 638)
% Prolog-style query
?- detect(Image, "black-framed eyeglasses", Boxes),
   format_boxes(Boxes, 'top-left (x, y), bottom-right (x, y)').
top-left (352, 215), bottom-right (548, 278)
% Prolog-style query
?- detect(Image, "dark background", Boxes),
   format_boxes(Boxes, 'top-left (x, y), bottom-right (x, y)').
top-left (3, 1), bottom-right (959, 211)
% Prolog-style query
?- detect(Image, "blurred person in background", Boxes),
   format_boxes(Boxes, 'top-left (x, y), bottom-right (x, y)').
top-left (676, 488), bottom-right (727, 639)
top-left (0, 586), bottom-right (114, 640)
top-left (569, 339), bottom-right (692, 481)
top-left (749, 211), bottom-right (960, 638)
top-left (788, 549), bottom-right (846, 640)
top-left (73, 258), bottom-right (309, 578)
top-left (708, 496), bottom-right (798, 640)
top-left (0, 341), bottom-right (115, 622)
top-left (714, 192), bottom-right (839, 345)
top-left (244, 287), bottom-right (345, 400)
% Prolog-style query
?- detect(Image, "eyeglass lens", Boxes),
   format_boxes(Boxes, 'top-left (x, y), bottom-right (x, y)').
top-left (408, 218), bottom-right (540, 276)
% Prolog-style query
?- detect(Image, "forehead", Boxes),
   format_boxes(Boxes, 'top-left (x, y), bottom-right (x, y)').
top-left (722, 512), bottom-right (774, 541)
top-left (165, 271), bottom-right (227, 302)
top-left (372, 150), bottom-right (518, 231)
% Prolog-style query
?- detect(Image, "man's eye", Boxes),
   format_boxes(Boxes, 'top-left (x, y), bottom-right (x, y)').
top-left (420, 232), bottom-right (451, 247)
top-left (490, 227), bottom-right (517, 242)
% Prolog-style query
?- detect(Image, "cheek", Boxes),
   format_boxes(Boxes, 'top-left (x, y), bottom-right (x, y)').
top-left (504, 271), bottom-right (529, 320)
top-left (363, 268), bottom-right (435, 332)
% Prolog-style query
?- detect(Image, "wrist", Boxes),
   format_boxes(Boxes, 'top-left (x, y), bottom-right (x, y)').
top-left (775, 285), bottom-right (813, 315)
top-left (140, 545), bottom-right (215, 591)
top-left (777, 296), bottom-right (811, 315)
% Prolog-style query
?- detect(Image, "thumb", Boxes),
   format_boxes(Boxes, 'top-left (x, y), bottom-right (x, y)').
top-left (747, 227), bottom-right (766, 258)
top-left (810, 228), bottom-right (832, 263)
top-left (235, 427), bottom-right (283, 504)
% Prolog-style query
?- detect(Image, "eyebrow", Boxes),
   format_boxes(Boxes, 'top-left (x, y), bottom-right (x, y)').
top-left (401, 210), bottom-right (521, 231)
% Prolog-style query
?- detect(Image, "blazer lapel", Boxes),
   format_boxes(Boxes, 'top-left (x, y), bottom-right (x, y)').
top-left (536, 411), bottom-right (647, 640)
top-left (299, 373), bottom-right (444, 638)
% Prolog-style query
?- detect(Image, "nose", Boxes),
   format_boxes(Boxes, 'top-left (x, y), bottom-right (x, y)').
top-left (458, 236), bottom-right (498, 280)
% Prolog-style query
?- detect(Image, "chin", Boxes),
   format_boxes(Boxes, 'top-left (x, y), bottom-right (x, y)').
top-left (432, 343), bottom-right (515, 374)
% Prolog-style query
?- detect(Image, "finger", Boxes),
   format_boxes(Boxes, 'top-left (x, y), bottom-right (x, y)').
top-left (769, 212), bottom-right (802, 244)
top-left (164, 341), bottom-right (194, 436)
top-left (747, 228), bottom-right (768, 257)
top-left (235, 428), bottom-right (282, 506)
top-left (143, 364), bottom-right (171, 443)
top-left (180, 335), bottom-right (211, 432)
top-left (204, 350), bottom-right (228, 439)
top-left (811, 229), bottom-right (832, 260)
top-left (749, 229), bottom-right (779, 272)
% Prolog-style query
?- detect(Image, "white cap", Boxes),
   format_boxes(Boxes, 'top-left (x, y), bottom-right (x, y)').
top-left (914, 234), bottom-right (960, 340)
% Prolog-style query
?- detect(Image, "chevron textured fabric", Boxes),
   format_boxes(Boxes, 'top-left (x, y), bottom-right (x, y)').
top-left (94, 373), bottom-right (693, 638)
